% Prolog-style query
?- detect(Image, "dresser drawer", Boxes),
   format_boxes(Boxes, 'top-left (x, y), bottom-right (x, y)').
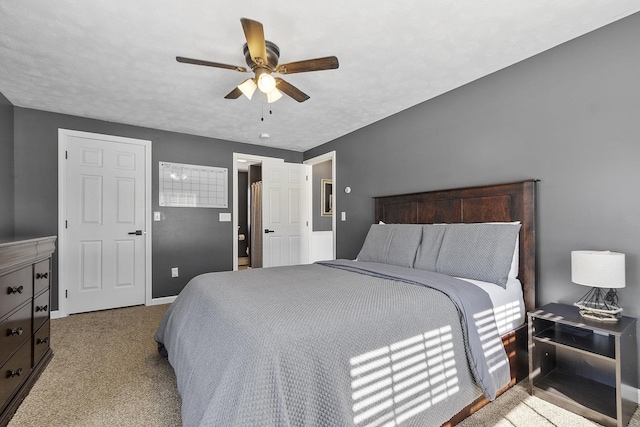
top-left (33, 259), bottom-right (50, 296)
top-left (0, 267), bottom-right (33, 319)
top-left (0, 339), bottom-right (32, 410)
top-left (33, 290), bottom-right (50, 332)
top-left (33, 320), bottom-right (51, 366)
top-left (0, 302), bottom-right (32, 368)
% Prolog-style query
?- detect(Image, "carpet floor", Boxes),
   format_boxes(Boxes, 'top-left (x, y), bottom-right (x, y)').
top-left (7, 304), bottom-right (640, 426)
top-left (8, 304), bottom-right (181, 427)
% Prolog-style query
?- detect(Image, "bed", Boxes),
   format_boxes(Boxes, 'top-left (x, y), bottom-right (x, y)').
top-left (155, 180), bottom-right (537, 427)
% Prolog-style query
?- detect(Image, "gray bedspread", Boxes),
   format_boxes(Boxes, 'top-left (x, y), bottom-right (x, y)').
top-left (155, 261), bottom-right (510, 427)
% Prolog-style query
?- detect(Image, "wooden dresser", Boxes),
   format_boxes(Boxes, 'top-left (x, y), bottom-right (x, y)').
top-left (0, 236), bottom-right (56, 427)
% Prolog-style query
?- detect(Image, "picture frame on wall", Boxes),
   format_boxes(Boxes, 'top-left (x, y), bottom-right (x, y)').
top-left (321, 179), bottom-right (333, 217)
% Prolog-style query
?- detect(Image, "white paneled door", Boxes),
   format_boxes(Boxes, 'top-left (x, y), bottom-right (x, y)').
top-left (62, 130), bottom-right (149, 314)
top-left (262, 161), bottom-right (310, 267)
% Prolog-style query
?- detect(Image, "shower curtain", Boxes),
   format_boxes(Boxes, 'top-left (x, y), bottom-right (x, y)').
top-left (250, 181), bottom-right (263, 268)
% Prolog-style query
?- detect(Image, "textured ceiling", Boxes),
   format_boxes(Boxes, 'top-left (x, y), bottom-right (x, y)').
top-left (1, 1), bottom-right (639, 152)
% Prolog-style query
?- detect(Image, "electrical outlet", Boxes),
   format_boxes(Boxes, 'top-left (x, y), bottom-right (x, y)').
top-left (341, 211), bottom-right (346, 221)
top-left (171, 267), bottom-right (179, 278)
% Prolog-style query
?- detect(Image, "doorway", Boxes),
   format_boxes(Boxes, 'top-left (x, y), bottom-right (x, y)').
top-left (232, 153), bottom-right (310, 270)
top-left (304, 151), bottom-right (336, 262)
top-left (232, 154), bottom-right (273, 271)
top-left (236, 160), bottom-right (262, 269)
top-left (58, 129), bottom-right (152, 317)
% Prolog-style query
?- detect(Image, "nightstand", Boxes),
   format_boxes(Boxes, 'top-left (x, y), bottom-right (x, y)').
top-left (528, 303), bottom-right (638, 427)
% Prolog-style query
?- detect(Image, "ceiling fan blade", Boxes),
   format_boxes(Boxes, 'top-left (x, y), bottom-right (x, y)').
top-left (275, 78), bottom-right (310, 103)
top-left (275, 56), bottom-right (339, 74)
top-left (176, 56), bottom-right (247, 72)
top-left (240, 18), bottom-right (268, 66)
top-left (224, 87), bottom-right (244, 99)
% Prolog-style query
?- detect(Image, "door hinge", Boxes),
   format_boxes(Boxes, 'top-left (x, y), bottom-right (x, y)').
top-left (65, 290), bottom-right (68, 298)
top-left (306, 175), bottom-right (309, 181)
top-left (65, 150), bottom-right (68, 159)
top-left (65, 220), bottom-right (68, 229)
top-left (306, 221), bottom-right (309, 226)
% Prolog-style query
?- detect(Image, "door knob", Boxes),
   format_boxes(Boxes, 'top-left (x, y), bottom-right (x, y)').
top-left (264, 229), bottom-right (275, 234)
top-left (128, 230), bottom-right (143, 235)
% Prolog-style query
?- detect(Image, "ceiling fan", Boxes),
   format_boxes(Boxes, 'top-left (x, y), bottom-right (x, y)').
top-left (177, 18), bottom-right (339, 103)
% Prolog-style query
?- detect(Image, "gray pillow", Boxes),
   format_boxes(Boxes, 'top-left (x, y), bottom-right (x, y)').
top-left (357, 224), bottom-right (423, 268)
top-left (357, 224), bottom-right (394, 264)
top-left (413, 224), bottom-right (447, 272)
top-left (435, 223), bottom-right (521, 287)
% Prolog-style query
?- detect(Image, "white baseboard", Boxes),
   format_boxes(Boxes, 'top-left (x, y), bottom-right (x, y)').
top-left (622, 384), bottom-right (640, 404)
top-left (50, 296), bottom-right (176, 319)
top-left (150, 295), bottom-right (177, 306)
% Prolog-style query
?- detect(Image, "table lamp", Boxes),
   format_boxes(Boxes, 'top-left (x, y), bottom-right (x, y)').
top-left (572, 250), bottom-right (625, 322)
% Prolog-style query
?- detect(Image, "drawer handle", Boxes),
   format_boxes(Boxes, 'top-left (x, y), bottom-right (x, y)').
top-left (37, 337), bottom-right (49, 345)
top-left (36, 272), bottom-right (49, 280)
top-left (8, 327), bottom-right (23, 336)
top-left (8, 285), bottom-right (24, 295)
top-left (36, 305), bottom-right (49, 312)
top-left (8, 368), bottom-right (23, 378)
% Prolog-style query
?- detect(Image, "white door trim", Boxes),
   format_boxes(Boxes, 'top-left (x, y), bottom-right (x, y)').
top-left (57, 129), bottom-right (152, 318)
top-left (304, 151), bottom-right (337, 259)
top-left (232, 153), bottom-right (284, 271)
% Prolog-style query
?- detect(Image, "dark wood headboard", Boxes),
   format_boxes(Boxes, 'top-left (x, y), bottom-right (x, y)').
top-left (374, 180), bottom-right (537, 312)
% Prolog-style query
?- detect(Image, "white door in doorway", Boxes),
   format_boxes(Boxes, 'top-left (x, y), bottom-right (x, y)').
top-left (61, 130), bottom-right (150, 314)
top-left (262, 161), bottom-right (310, 267)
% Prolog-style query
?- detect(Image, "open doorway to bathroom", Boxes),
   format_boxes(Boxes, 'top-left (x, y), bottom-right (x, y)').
top-left (233, 153), bottom-right (311, 271)
top-left (237, 160), bottom-right (262, 270)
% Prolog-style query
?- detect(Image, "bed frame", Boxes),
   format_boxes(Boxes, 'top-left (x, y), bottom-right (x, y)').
top-left (373, 180), bottom-right (537, 425)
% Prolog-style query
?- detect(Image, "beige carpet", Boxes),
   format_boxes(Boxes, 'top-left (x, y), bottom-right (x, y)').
top-left (7, 304), bottom-right (640, 426)
top-left (8, 304), bottom-right (181, 427)
top-left (458, 383), bottom-right (640, 427)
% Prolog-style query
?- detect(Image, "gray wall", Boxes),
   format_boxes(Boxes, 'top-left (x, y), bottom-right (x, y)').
top-left (0, 92), bottom-right (14, 236)
top-left (306, 14), bottom-right (640, 325)
top-left (312, 160), bottom-right (332, 231)
top-left (12, 108), bottom-right (302, 310)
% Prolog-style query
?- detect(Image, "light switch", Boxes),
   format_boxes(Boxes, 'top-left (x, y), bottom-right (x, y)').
top-left (153, 211), bottom-right (161, 221)
top-left (219, 212), bottom-right (231, 222)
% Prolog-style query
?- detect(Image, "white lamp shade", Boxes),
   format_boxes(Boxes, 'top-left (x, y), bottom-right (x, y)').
top-left (571, 250), bottom-right (625, 289)
top-left (237, 78), bottom-right (257, 100)
top-left (266, 88), bottom-right (283, 103)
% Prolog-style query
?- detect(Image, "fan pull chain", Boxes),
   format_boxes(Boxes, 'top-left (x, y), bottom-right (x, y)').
top-left (260, 99), bottom-right (273, 122)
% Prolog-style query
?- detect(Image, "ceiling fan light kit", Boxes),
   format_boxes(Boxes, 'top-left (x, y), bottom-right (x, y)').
top-left (266, 88), bottom-right (283, 103)
top-left (177, 18), bottom-right (339, 104)
top-left (237, 78), bottom-right (257, 100)
top-left (257, 72), bottom-right (276, 93)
